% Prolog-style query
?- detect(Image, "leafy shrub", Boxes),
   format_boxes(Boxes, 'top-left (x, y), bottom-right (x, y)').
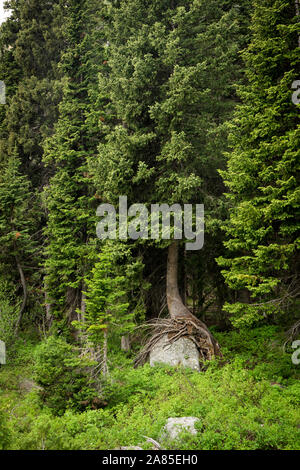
top-left (0, 407), bottom-right (11, 449)
top-left (3, 327), bottom-right (300, 450)
top-left (0, 280), bottom-right (19, 344)
top-left (9, 357), bottom-right (299, 450)
top-left (215, 326), bottom-right (299, 382)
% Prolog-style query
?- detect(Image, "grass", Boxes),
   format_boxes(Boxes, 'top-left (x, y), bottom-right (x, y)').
top-left (0, 325), bottom-right (299, 450)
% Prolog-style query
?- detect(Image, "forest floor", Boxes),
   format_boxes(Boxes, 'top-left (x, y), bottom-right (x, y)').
top-left (0, 325), bottom-right (299, 450)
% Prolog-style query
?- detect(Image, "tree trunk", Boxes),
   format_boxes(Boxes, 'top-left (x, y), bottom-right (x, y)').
top-left (167, 241), bottom-right (185, 318)
top-left (76, 288), bottom-right (87, 344)
top-left (80, 288), bottom-right (86, 321)
top-left (166, 241), bottom-right (221, 355)
top-left (44, 280), bottom-right (53, 329)
top-left (121, 335), bottom-right (131, 352)
top-left (102, 329), bottom-right (108, 376)
top-left (15, 257), bottom-right (27, 334)
top-left (167, 241), bottom-right (196, 320)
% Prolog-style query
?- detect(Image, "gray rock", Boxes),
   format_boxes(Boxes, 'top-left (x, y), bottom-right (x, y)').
top-left (149, 335), bottom-right (200, 371)
top-left (19, 379), bottom-right (43, 393)
top-left (161, 417), bottom-right (200, 442)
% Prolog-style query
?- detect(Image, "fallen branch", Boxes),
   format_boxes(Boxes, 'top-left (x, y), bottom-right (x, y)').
top-left (284, 319), bottom-right (300, 349)
top-left (143, 436), bottom-right (163, 450)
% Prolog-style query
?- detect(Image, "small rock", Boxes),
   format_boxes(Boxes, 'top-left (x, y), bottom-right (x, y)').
top-left (19, 379), bottom-right (43, 393)
top-left (161, 417), bottom-right (200, 441)
top-left (270, 382), bottom-right (285, 389)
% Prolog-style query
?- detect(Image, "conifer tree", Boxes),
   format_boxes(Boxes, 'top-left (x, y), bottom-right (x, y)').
top-left (0, 1), bottom-right (22, 134)
top-left (0, 150), bottom-right (39, 332)
top-left (0, 0), bottom-right (66, 185)
top-left (90, 0), bottom-right (249, 337)
top-left (43, 0), bottom-right (104, 324)
top-left (217, 0), bottom-right (300, 327)
top-left (73, 241), bottom-right (143, 372)
top-left (0, 0), bottom-right (66, 329)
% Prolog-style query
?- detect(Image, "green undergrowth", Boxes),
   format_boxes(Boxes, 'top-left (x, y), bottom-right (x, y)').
top-left (0, 326), bottom-right (299, 450)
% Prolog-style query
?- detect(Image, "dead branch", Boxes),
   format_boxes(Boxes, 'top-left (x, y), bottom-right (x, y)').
top-left (143, 436), bottom-right (163, 450)
top-left (284, 319), bottom-right (300, 349)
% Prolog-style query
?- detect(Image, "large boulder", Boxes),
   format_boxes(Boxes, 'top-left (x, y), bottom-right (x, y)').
top-left (149, 334), bottom-right (200, 371)
top-left (161, 417), bottom-right (200, 442)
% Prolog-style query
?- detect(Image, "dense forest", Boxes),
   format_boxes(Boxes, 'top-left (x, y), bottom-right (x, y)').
top-left (0, 0), bottom-right (299, 451)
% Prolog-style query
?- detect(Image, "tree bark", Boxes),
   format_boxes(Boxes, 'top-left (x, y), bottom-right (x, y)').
top-left (167, 241), bottom-right (192, 319)
top-left (102, 329), bottom-right (108, 376)
top-left (15, 257), bottom-right (27, 334)
top-left (44, 280), bottom-right (53, 329)
top-left (80, 288), bottom-right (86, 320)
top-left (121, 335), bottom-right (131, 352)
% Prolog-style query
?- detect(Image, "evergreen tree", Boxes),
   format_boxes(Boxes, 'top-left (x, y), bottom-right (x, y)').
top-left (0, 0), bottom-right (66, 330)
top-left (0, 0), bottom-right (66, 185)
top-left (43, 0), bottom-right (105, 324)
top-left (0, 0), bottom-right (22, 132)
top-left (0, 150), bottom-right (39, 332)
top-left (90, 0), bottom-right (249, 336)
top-left (73, 241), bottom-right (144, 372)
top-left (217, 0), bottom-right (300, 327)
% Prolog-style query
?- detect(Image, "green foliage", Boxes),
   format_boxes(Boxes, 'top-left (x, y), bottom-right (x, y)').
top-left (0, 0), bottom-right (66, 182)
top-left (34, 336), bottom-right (96, 415)
top-left (0, 0), bottom-right (67, 331)
top-left (0, 153), bottom-right (40, 331)
top-left (89, 0), bottom-right (250, 315)
top-left (215, 326), bottom-right (299, 382)
top-left (74, 241), bottom-right (145, 345)
top-left (0, 154), bottom-right (38, 268)
top-left (43, 0), bottom-right (104, 320)
top-left (93, 0), bottom-right (247, 208)
top-left (0, 279), bottom-right (20, 344)
top-left (0, 0), bottom-right (299, 453)
top-left (217, 0), bottom-right (300, 327)
top-left (0, 407), bottom-right (11, 450)
top-left (0, 326), bottom-right (298, 450)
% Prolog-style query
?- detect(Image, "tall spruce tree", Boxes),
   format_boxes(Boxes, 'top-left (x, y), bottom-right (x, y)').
top-left (43, 0), bottom-right (105, 325)
top-left (0, 0), bottom-right (66, 185)
top-left (0, 1), bottom-right (22, 133)
top-left (0, 0), bottom-right (65, 331)
top-left (0, 149), bottom-right (39, 333)
top-left (73, 240), bottom-right (145, 371)
top-left (90, 0), bottom-right (249, 343)
top-left (217, 0), bottom-right (300, 327)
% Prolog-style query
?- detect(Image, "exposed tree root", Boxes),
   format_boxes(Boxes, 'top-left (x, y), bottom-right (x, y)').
top-left (284, 319), bottom-right (300, 349)
top-left (134, 317), bottom-right (222, 369)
